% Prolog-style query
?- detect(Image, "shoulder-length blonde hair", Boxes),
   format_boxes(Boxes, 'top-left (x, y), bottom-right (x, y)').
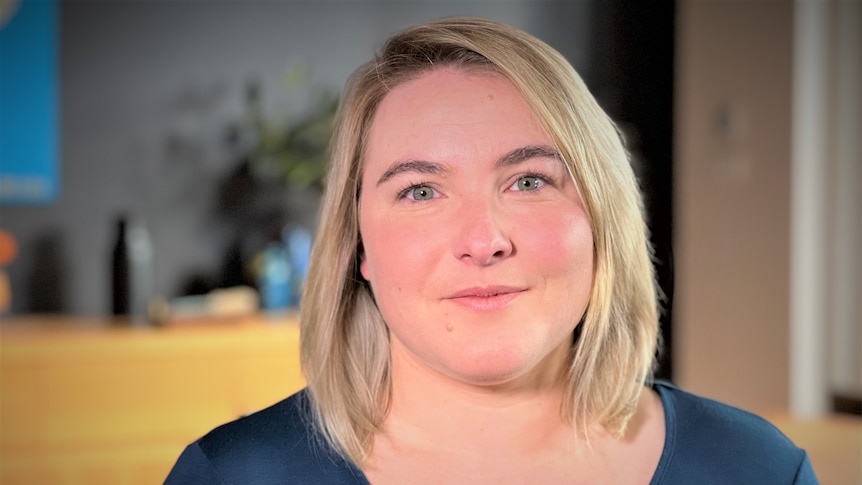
top-left (300, 16), bottom-right (658, 465)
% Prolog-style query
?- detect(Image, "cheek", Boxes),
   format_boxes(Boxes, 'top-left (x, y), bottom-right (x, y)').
top-left (359, 214), bottom-right (443, 287)
top-left (518, 210), bottom-right (593, 274)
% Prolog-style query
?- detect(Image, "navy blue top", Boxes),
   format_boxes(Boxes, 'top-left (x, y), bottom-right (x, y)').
top-left (164, 382), bottom-right (818, 484)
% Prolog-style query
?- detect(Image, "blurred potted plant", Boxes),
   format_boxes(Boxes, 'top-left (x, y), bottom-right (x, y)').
top-left (243, 77), bottom-right (338, 191)
top-left (211, 75), bottom-right (337, 301)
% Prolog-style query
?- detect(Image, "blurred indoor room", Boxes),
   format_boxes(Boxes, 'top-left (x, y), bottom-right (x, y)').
top-left (1, 1), bottom-right (859, 483)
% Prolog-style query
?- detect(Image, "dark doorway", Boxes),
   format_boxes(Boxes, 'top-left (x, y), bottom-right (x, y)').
top-left (587, 1), bottom-right (677, 381)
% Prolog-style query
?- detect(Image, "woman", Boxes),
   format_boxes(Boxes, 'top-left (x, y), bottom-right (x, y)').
top-left (167, 17), bottom-right (817, 484)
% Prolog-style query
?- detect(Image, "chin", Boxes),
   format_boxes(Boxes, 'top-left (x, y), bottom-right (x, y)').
top-left (444, 335), bottom-right (574, 390)
top-left (442, 351), bottom-right (541, 388)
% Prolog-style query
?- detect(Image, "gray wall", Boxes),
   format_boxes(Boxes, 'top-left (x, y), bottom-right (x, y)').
top-left (3, 1), bottom-right (593, 315)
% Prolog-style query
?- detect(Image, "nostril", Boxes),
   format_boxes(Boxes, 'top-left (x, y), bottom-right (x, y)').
top-left (454, 210), bottom-right (514, 265)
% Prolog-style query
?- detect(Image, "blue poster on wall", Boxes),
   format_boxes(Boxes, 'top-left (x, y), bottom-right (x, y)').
top-left (0, 0), bottom-right (59, 205)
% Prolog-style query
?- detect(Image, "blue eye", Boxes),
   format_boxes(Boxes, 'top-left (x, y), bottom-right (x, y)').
top-left (408, 185), bottom-right (435, 200)
top-left (513, 175), bottom-right (543, 191)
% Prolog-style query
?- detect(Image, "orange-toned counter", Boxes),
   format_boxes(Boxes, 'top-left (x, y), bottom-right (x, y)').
top-left (0, 314), bottom-right (305, 484)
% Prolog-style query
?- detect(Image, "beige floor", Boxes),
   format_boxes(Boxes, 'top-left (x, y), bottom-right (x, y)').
top-left (767, 413), bottom-right (862, 485)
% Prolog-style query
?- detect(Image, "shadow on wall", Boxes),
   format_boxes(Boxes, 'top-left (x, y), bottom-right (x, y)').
top-left (27, 231), bottom-right (67, 313)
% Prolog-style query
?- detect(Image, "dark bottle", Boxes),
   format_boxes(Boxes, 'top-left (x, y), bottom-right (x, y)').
top-left (111, 216), bottom-right (153, 321)
top-left (112, 218), bottom-right (129, 315)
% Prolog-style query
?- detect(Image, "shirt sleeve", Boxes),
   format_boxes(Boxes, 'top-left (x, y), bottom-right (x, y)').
top-left (792, 452), bottom-right (820, 485)
top-left (163, 442), bottom-right (225, 485)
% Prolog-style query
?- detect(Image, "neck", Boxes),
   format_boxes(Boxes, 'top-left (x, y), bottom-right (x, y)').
top-left (380, 342), bottom-right (574, 454)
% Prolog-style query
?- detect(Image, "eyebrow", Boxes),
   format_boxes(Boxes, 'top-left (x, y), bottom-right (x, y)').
top-left (376, 159), bottom-right (446, 186)
top-left (495, 145), bottom-right (561, 168)
top-left (375, 144), bottom-right (561, 187)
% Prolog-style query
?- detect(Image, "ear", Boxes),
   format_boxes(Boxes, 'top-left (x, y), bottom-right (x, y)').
top-left (358, 250), bottom-right (371, 281)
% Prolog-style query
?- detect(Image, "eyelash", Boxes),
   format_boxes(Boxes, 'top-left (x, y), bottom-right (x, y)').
top-left (511, 172), bottom-right (554, 191)
top-left (396, 181), bottom-right (439, 201)
top-left (395, 171), bottom-right (555, 202)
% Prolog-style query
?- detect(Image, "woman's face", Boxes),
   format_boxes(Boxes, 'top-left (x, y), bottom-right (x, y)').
top-left (358, 68), bottom-right (594, 388)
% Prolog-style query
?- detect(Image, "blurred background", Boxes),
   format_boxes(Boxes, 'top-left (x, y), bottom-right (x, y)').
top-left (0, 0), bottom-right (859, 483)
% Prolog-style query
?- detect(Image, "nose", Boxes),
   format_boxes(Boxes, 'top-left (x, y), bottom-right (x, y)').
top-left (453, 201), bottom-right (514, 266)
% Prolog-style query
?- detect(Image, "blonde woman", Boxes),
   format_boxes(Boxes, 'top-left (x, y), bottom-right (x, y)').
top-left (167, 17), bottom-right (816, 484)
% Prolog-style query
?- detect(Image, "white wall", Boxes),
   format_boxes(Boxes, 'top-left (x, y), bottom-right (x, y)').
top-left (791, 0), bottom-right (862, 416)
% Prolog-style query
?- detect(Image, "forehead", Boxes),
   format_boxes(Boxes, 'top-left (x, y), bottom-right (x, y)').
top-left (374, 67), bottom-right (523, 121)
top-left (363, 68), bottom-right (548, 165)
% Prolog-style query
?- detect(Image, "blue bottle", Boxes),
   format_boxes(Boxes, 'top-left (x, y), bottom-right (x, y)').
top-left (257, 242), bottom-right (292, 311)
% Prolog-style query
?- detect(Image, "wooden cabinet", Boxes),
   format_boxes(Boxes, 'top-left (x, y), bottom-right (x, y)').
top-left (0, 315), bottom-right (305, 484)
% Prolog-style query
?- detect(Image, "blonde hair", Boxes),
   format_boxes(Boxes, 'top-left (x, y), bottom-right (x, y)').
top-left (300, 16), bottom-right (659, 465)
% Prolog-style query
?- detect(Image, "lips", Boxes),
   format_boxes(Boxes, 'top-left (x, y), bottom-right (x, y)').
top-left (445, 286), bottom-right (526, 311)
top-left (447, 286), bottom-right (524, 298)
